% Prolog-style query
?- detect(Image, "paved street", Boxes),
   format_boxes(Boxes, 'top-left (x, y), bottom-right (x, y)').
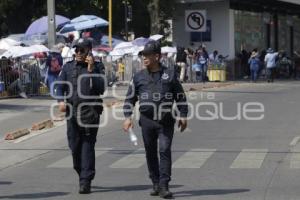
top-left (0, 81), bottom-right (300, 200)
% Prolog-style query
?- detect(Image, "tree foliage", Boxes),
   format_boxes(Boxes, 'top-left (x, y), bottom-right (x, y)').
top-left (0, 0), bottom-right (174, 39)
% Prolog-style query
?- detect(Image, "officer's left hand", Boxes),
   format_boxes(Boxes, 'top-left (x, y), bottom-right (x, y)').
top-left (178, 119), bottom-right (187, 132)
top-left (85, 54), bottom-right (94, 72)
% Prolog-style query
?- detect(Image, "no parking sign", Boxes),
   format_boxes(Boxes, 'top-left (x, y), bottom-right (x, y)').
top-left (185, 10), bottom-right (207, 32)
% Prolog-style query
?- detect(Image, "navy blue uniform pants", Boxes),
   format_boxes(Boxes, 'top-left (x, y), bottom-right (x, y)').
top-left (139, 115), bottom-right (174, 187)
top-left (66, 117), bottom-right (99, 185)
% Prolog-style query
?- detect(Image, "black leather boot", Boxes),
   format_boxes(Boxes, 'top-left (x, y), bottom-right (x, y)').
top-left (150, 183), bottom-right (159, 196)
top-left (159, 185), bottom-right (173, 199)
top-left (79, 183), bottom-right (91, 194)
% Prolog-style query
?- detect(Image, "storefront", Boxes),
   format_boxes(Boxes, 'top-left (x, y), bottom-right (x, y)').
top-left (173, 0), bottom-right (300, 59)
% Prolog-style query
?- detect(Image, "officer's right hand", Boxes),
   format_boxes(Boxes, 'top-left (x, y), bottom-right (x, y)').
top-left (123, 118), bottom-right (133, 132)
top-left (58, 102), bottom-right (66, 112)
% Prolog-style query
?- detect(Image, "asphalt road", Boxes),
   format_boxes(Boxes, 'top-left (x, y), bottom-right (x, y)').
top-left (0, 81), bottom-right (300, 200)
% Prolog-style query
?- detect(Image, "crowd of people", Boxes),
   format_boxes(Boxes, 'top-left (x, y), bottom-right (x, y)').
top-left (1, 34), bottom-right (300, 99)
top-left (239, 47), bottom-right (297, 83)
top-left (160, 44), bottom-right (228, 84)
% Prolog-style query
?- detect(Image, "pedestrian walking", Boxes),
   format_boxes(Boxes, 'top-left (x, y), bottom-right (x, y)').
top-left (196, 48), bottom-right (209, 83)
top-left (122, 40), bottom-right (188, 199)
top-left (264, 48), bottom-right (278, 82)
top-left (56, 38), bottom-right (105, 194)
top-left (248, 51), bottom-right (260, 82)
top-left (176, 46), bottom-right (187, 82)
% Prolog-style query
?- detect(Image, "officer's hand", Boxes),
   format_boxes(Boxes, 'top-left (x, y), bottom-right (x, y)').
top-left (123, 118), bottom-right (133, 132)
top-left (178, 119), bottom-right (187, 132)
top-left (58, 102), bottom-right (66, 112)
top-left (86, 54), bottom-right (94, 72)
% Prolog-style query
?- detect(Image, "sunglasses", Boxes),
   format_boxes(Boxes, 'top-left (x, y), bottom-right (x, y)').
top-left (75, 48), bottom-right (88, 54)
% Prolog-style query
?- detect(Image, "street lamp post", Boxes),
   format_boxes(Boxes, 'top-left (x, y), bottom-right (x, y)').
top-left (47, 0), bottom-right (56, 49)
top-left (124, 0), bottom-right (128, 41)
top-left (109, 0), bottom-right (112, 48)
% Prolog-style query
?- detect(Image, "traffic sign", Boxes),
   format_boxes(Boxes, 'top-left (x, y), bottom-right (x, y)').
top-left (185, 10), bottom-right (207, 32)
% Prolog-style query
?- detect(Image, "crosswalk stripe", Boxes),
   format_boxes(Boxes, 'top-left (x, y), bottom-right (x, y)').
top-left (230, 149), bottom-right (268, 169)
top-left (110, 148), bottom-right (146, 168)
top-left (290, 151), bottom-right (300, 168)
top-left (47, 148), bottom-right (111, 168)
top-left (172, 149), bottom-right (216, 169)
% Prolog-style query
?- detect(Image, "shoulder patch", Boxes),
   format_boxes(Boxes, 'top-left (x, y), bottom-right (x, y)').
top-left (161, 72), bottom-right (169, 80)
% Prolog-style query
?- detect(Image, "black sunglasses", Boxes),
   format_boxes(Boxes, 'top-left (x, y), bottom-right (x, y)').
top-left (75, 48), bottom-right (88, 54)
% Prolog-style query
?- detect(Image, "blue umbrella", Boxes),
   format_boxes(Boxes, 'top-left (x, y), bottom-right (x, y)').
top-left (101, 35), bottom-right (124, 48)
top-left (132, 37), bottom-right (152, 46)
top-left (60, 15), bottom-right (108, 33)
top-left (25, 15), bottom-right (70, 36)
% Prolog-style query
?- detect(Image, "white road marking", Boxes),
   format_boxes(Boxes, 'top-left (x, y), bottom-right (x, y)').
top-left (47, 148), bottom-right (111, 168)
top-left (290, 136), bottom-right (300, 146)
top-left (172, 149), bottom-right (216, 168)
top-left (230, 149), bottom-right (268, 169)
top-left (110, 148), bottom-right (146, 168)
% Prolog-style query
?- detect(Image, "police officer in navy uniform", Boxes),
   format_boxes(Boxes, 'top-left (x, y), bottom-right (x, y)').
top-left (56, 38), bottom-right (104, 194)
top-left (123, 40), bottom-right (188, 199)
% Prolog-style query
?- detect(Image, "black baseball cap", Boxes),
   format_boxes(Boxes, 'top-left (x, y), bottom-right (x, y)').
top-left (73, 38), bottom-right (93, 49)
top-left (140, 40), bottom-right (161, 55)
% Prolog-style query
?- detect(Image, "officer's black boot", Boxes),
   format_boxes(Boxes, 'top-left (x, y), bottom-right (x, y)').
top-left (150, 183), bottom-right (159, 196)
top-left (79, 183), bottom-right (91, 194)
top-left (159, 185), bottom-right (173, 199)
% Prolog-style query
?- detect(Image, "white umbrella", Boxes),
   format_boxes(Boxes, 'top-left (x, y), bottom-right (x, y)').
top-left (0, 38), bottom-right (20, 50)
top-left (161, 46), bottom-right (177, 54)
top-left (114, 41), bottom-right (134, 50)
top-left (1, 45), bottom-right (49, 58)
top-left (30, 44), bottom-right (49, 52)
top-left (60, 15), bottom-right (108, 33)
top-left (149, 34), bottom-right (163, 41)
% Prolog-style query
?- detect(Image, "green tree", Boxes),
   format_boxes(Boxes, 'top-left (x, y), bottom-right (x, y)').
top-left (0, 0), bottom-right (174, 40)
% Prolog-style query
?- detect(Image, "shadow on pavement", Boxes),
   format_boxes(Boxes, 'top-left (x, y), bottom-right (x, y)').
top-left (91, 184), bottom-right (183, 193)
top-left (173, 188), bottom-right (250, 198)
top-left (0, 104), bottom-right (49, 112)
top-left (204, 90), bottom-right (277, 94)
top-left (0, 192), bottom-right (69, 199)
top-left (0, 181), bottom-right (13, 185)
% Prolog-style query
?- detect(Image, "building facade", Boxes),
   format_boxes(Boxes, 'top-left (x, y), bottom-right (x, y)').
top-left (173, 0), bottom-right (300, 59)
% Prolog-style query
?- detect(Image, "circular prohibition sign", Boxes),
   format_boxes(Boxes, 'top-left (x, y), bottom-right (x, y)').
top-left (187, 12), bottom-right (205, 30)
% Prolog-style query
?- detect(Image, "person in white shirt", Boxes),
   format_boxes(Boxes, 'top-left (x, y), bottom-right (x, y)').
top-left (209, 50), bottom-right (219, 65)
top-left (264, 48), bottom-right (278, 82)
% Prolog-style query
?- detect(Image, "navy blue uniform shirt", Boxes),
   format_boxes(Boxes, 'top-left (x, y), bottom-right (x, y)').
top-left (123, 64), bottom-right (188, 122)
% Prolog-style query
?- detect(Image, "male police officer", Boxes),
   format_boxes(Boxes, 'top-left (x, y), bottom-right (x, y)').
top-left (56, 38), bottom-right (104, 194)
top-left (123, 40), bottom-right (188, 199)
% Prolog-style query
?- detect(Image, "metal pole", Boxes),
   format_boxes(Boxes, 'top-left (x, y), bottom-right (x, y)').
top-left (124, 1), bottom-right (128, 41)
top-left (109, 0), bottom-right (112, 48)
top-left (47, 0), bottom-right (56, 49)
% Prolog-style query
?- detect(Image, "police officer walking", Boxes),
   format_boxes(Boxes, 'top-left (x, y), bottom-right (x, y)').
top-left (123, 40), bottom-right (188, 199)
top-left (56, 38), bottom-right (104, 194)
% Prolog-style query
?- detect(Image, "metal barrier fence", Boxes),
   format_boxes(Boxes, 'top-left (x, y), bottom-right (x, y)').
top-left (0, 58), bottom-right (46, 98)
top-left (0, 55), bottom-right (234, 98)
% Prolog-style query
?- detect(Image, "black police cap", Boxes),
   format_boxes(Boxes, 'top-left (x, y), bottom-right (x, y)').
top-left (141, 40), bottom-right (161, 55)
top-left (73, 38), bottom-right (93, 49)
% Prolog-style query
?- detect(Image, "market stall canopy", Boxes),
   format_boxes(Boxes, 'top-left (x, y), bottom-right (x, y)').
top-left (25, 15), bottom-right (70, 36)
top-left (60, 15), bottom-right (108, 33)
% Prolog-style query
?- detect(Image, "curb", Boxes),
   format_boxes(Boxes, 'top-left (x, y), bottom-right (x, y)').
top-left (185, 83), bottom-right (235, 92)
top-left (5, 128), bottom-right (30, 140)
top-left (31, 119), bottom-right (54, 131)
top-left (2, 83), bottom-right (235, 141)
